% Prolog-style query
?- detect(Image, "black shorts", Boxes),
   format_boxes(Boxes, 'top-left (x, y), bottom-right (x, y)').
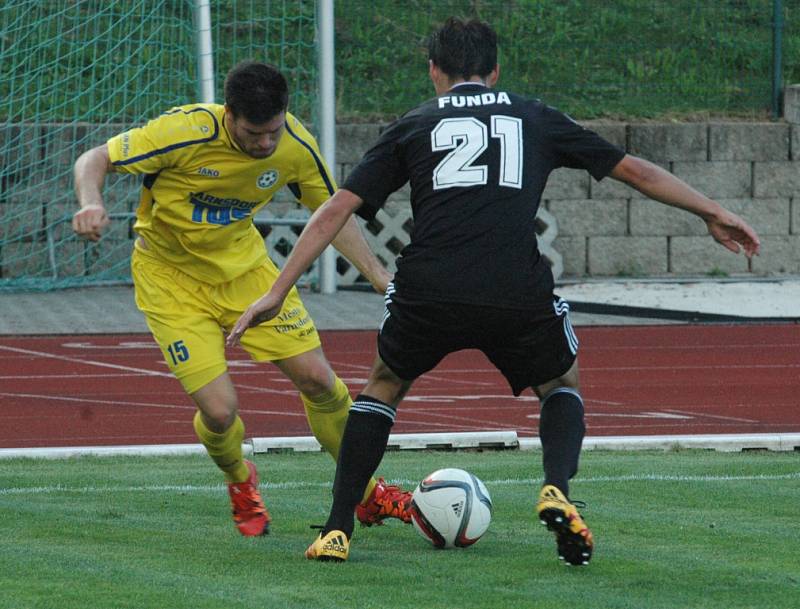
top-left (377, 289), bottom-right (578, 396)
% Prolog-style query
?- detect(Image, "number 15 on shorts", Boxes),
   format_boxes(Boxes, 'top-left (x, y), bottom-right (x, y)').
top-left (166, 340), bottom-right (190, 365)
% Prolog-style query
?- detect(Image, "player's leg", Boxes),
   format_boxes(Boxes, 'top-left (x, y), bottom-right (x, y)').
top-left (306, 355), bottom-right (413, 561)
top-left (307, 290), bottom-right (452, 561)
top-left (272, 346), bottom-right (411, 526)
top-left (217, 261), bottom-right (349, 467)
top-left (189, 372), bottom-right (248, 483)
top-left (220, 264), bottom-right (413, 528)
top-left (483, 296), bottom-right (592, 565)
top-left (320, 355), bottom-right (413, 535)
top-left (530, 303), bottom-right (591, 566)
top-left (189, 371), bottom-right (271, 536)
top-left (272, 346), bottom-right (352, 462)
top-left (132, 251), bottom-right (268, 536)
top-left (533, 361), bottom-right (584, 498)
top-left (528, 297), bottom-right (586, 502)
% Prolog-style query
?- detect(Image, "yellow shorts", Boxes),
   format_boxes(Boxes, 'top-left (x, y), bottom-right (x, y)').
top-left (131, 247), bottom-right (321, 394)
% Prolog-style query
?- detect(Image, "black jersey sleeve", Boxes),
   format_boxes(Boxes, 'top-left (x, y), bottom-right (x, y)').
top-left (540, 105), bottom-right (626, 181)
top-left (343, 121), bottom-right (410, 221)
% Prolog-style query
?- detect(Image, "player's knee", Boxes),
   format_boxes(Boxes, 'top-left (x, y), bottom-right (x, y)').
top-left (196, 403), bottom-right (238, 433)
top-left (197, 399), bottom-right (239, 433)
top-left (292, 368), bottom-right (335, 396)
top-left (363, 360), bottom-right (412, 407)
top-left (534, 360), bottom-right (580, 399)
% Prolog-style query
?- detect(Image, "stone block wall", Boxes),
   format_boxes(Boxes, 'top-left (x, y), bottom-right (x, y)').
top-left (337, 119), bottom-right (800, 279)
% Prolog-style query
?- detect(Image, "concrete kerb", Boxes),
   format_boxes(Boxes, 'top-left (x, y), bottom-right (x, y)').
top-left (2, 431), bottom-right (799, 459)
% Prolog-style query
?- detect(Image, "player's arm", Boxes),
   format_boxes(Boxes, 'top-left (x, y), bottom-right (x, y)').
top-left (72, 144), bottom-right (114, 241)
top-left (610, 154), bottom-right (761, 258)
top-left (289, 120), bottom-right (391, 294)
top-left (330, 216), bottom-right (392, 294)
top-left (227, 189), bottom-right (363, 346)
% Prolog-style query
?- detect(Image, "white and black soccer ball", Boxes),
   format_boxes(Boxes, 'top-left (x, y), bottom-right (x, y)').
top-left (410, 468), bottom-right (492, 549)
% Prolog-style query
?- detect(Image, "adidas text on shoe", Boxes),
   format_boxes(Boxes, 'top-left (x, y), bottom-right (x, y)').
top-left (536, 484), bottom-right (594, 566)
top-left (305, 530), bottom-right (350, 562)
top-left (227, 460), bottom-right (271, 536)
top-left (355, 478), bottom-right (413, 526)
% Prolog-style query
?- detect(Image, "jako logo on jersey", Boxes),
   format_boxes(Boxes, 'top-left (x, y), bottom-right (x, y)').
top-left (198, 167), bottom-right (220, 177)
top-left (439, 91), bottom-right (512, 109)
top-left (257, 170), bottom-right (279, 189)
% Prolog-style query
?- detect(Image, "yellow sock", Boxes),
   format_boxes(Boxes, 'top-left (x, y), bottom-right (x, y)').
top-left (193, 411), bottom-right (250, 483)
top-left (301, 375), bottom-right (377, 503)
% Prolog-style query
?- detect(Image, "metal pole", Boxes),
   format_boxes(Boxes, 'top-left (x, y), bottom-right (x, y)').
top-left (772, 0), bottom-right (783, 119)
top-left (317, 0), bottom-right (337, 294)
top-left (195, 0), bottom-right (215, 103)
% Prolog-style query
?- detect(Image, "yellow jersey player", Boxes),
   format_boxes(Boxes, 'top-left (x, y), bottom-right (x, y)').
top-left (72, 61), bottom-right (412, 536)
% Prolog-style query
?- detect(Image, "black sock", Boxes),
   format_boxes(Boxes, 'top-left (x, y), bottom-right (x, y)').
top-left (324, 395), bottom-right (395, 538)
top-left (538, 388), bottom-right (585, 497)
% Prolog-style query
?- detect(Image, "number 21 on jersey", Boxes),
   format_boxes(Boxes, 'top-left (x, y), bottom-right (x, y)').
top-left (431, 115), bottom-right (522, 190)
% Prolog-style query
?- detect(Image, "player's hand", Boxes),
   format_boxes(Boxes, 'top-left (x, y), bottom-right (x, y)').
top-left (706, 209), bottom-right (761, 258)
top-left (227, 292), bottom-right (285, 347)
top-left (72, 205), bottom-right (110, 242)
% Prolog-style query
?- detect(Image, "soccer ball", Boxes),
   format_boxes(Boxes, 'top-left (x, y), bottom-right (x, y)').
top-left (409, 468), bottom-right (492, 549)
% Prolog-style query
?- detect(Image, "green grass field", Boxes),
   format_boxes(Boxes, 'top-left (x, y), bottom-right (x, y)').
top-left (1, 449), bottom-right (798, 609)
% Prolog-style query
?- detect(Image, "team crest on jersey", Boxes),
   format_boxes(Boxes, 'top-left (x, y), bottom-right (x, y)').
top-left (257, 170), bottom-right (279, 189)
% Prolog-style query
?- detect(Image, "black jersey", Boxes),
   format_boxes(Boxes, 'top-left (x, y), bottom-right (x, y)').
top-left (345, 83), bottom-right (625, 309)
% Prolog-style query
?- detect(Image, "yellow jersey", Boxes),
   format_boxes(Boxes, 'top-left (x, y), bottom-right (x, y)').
top-left (107, 103), bottom-right (336, 284)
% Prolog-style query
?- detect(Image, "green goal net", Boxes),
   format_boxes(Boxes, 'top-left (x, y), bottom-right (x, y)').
top-left (0, 0), bottom-right (316, 291)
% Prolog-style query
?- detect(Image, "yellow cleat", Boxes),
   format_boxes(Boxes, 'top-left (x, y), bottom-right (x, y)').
top-left (536, 484), bottom-right (594, 566)
top-left (305, 529), bottom-right (350, 562)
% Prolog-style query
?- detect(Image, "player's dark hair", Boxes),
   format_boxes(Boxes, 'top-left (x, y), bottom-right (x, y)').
top-left (428, 17), bottom-right (497, 80)
top-left (224, 61), bottom-right (289, 124)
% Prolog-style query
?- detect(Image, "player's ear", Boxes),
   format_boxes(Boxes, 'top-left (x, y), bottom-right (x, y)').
top-left (486, 64), bottom-right (500, 87)
top-left (223, 104), bottom-right (235, 125)
top-left (429, 61), bottom-right (448, 95)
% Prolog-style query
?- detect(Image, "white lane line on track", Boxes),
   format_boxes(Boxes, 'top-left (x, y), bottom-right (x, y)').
top-left (0, 373), bottom-right (148, 380)
top-left (664, 409), bottom-right (759, 423)
top-left (0, 392), bottom-right (306, 418)
top-left (0, 392), bottom-right (192, 411)
top-left (0, 345), bottom-right (297, 397)
top-left (0, 344), bottom-right (172, 377)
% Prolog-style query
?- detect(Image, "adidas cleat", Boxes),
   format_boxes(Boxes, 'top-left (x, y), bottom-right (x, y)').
top-left (355, 478), bottom-right (413, 526)
top-left (306, 530), bottom-right (350, 562)
top-left (227, 460), bottom-right (271, 536)
top-left (536, 484), bottom-right (594, 566)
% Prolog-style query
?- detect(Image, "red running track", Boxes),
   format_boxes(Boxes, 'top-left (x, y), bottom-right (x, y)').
top-left (1, 324), bottom-right (799, 448)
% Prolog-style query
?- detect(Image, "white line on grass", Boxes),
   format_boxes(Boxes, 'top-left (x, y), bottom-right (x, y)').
top-left (2, 472), bottom-right (798, 496)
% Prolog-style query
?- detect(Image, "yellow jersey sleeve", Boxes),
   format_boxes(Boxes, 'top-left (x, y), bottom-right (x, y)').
top-left (283, 115), bottom-right (337, 211)
top-left (107, 106), bottom-right (220, 175)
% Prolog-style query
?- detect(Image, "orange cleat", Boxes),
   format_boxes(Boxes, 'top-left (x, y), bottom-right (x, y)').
top-left (227, 460), bottom-right (271, 536)
top-left (355, 478), bottom-right (413, 526)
